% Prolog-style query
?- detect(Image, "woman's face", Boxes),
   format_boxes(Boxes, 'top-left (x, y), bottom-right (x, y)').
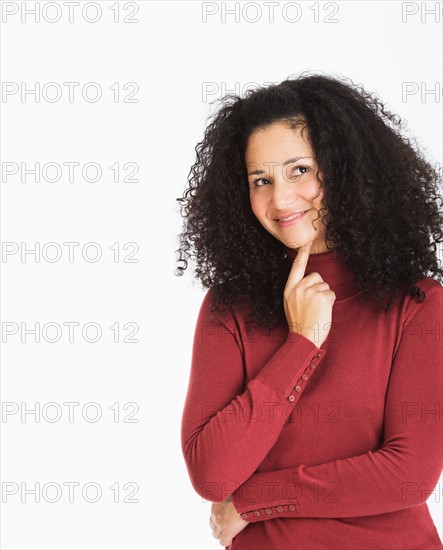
top-left (246, 121), bottom-right (331, 254)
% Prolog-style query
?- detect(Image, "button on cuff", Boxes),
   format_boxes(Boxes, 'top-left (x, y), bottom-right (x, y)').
top-left (284, 350), bottom-right (325, 402)
top-left (239, 504), bottom-right (300, 519)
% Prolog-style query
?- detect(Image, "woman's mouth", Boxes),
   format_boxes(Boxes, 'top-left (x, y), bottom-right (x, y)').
top-left (275, 209), bottom-right (310, 227)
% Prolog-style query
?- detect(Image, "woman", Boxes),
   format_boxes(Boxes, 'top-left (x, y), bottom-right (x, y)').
top-left (176, 73), bottom-right (443, 549)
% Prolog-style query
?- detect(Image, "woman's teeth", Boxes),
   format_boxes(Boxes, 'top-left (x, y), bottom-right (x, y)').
top-left (279, 211), bottom-right (307, 222)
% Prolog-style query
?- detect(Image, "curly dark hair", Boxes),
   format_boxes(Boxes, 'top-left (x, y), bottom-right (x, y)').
top-left (175, 71), bottom-right (443, 331)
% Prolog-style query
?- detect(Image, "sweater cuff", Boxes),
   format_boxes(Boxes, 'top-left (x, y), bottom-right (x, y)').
top-left (255, 332), bottom-right (327, 402)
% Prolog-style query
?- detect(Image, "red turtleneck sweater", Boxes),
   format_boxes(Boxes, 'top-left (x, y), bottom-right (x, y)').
top-left (181, 247), bottom-right (443, 549)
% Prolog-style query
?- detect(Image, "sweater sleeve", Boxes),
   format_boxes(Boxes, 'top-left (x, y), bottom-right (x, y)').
top-left (181, 287), bottom-right (327, 503)
top-left (231, 283), bottom-right (443, 521)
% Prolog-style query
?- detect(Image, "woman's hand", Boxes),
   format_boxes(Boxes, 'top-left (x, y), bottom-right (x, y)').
top-left (284, 242), bottom-right (336, 348)
top-left (209, 494), bottom-right (250, 547)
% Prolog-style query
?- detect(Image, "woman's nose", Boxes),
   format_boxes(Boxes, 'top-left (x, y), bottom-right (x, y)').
top-left (271, 178), bottom-right (299, 209)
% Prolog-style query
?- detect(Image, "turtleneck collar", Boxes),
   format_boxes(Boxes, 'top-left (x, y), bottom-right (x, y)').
top-left (284, 245), bottom-right (361, 302)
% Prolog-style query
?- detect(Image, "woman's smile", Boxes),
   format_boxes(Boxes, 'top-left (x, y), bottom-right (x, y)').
top-left (274, 208), bottom-right (311, 227)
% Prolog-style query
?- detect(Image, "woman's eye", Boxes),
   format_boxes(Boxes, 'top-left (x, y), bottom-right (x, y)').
top-left (251, 166), bottom-right (310, 187)
top-left (293, 166), bottom-right (309, 176)
top-left (253, 178), bottom-right (270, 187)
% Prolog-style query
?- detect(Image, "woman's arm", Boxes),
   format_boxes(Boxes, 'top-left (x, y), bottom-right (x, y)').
top-left (231, 283), bottom-right (443, 520)
top-left (181, 287), bottom-right (327, 503)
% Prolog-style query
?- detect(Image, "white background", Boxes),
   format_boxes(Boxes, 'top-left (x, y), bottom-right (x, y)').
top-left (0, 1), bottom-right (442, 548)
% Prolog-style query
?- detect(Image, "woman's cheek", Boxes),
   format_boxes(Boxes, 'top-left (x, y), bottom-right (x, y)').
top-left (249, 196), bottom-right (265, 220)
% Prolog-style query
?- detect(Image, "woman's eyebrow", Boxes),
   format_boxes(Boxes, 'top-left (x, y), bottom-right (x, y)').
top-left (247, 156), bottom-right (313, 176)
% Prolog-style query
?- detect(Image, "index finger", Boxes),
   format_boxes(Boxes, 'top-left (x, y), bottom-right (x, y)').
top-left (286, 242), bottom-right (312, 288)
